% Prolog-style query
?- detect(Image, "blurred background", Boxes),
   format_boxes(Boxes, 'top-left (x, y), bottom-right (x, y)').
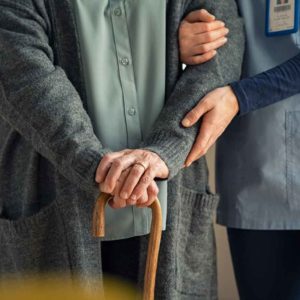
top-left (206, 146), bottom-right (239, 300)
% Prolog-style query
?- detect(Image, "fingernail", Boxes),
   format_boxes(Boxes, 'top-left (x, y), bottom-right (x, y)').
top-left (220, 21), bottom-right (225, 26)
top-left (186, 161), bottom-right (191, 167)
top-left (223, 37), bottom-right (228, 43)
top-left (121, 192), bottom-right (128, 199)
top-left (225, 28), bottom-right (229, 34)
top-left (182, 119), bottom-right (190, 127)
top-left (131, 195), bottom-right (137, 201)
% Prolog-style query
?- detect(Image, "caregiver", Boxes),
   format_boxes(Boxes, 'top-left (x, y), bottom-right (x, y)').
top-left (180, 1), bottom-right (300, 299)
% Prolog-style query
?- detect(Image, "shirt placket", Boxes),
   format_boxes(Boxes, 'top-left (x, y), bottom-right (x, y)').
top-left (110, 0), bottom-right (150, 235)
top-left (110, 0), bottom-right (142, 148)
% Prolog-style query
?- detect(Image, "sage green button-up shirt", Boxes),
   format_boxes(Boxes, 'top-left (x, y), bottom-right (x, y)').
top-left (71, 0), bottom-right (167, 240)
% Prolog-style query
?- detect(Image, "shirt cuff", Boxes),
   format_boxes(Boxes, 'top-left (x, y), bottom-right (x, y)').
top-left (230, 81), bottom-right (250, 116)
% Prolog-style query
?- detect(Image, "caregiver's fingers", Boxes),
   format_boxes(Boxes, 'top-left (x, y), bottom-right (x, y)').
top-left (193, 130), bottom-right (224, 163)
top-left (182, 34), bottom-right (228, 58)
top-left (180, 20), bottom-right (225, 39)
top-left (182, 96), bottom-right (212, 128)
top-left (183, 9), bottom-right (216, 24)
top-left (182, 50), bottom-right (217, 65)
top-left (185, 118), bottom-right (216, 167)
top-left (95, 150), bottom-right (130, 183)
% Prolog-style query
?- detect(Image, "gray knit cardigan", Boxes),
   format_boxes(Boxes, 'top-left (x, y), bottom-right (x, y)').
top-left (0, 0), bottom-right (244, 299)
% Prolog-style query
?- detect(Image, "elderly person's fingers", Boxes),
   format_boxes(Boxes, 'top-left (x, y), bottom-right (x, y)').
top-left (106, 169), bottom-right (130, 209)
top-left (136, 181), bottom-right (159, 208)
top-left (121, 163), bottom-right (148, 203)
top-left (182, 86), bottom-right (239, 166)
top-left (95, 149), bottom-right (131, 184)
top-left (117, 149), bottom-right (168, 201)
top-left (100, 149), bottom-right (169, 198)
top-left (109, 195), bottom-right (127, 209)
top-left (128, 165), bottom-right (159, 203)
top-left (99, 151), bottom-right (138, 194)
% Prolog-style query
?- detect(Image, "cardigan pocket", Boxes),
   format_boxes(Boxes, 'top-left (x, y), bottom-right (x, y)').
top-left (0, 199), bottom-right (71, 276)
top-left (175, 186), bottom-right (219, 299)
top-left (286, 111), bottom-right (300, 210)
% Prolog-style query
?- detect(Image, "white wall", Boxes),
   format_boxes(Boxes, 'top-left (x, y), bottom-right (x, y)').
top-left (206, 147), bottom-right (239, 300)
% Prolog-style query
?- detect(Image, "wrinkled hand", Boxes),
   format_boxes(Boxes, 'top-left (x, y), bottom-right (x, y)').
top-left (179, 9), bottom-right (229, 65)
top-left (182, 86), bottom-right (239, 166)
top-left (95, 149), bottom-right (169, 209)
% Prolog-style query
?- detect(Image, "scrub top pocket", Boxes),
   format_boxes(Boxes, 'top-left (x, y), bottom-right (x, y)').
top-left (286, 110), bottom-right (300, 210)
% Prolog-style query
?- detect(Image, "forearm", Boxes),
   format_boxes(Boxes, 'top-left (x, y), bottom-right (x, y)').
top-left (142, 0), bottom-right (245, 179)
top-left (231, 53), bottom-right (300, 115)
top-left (0, 1), bottom-right (109, 195)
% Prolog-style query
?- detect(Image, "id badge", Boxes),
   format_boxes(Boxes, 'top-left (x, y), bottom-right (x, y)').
top-left (266, 0), bottom-right (299, 36)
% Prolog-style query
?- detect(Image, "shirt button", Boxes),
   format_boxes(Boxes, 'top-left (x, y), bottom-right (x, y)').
top-left (128, 107), bottom-right (136, 116)
top-left (120, 57), bottom-right (129, 66)
top-left (114, 7), bottom-right (122, 16)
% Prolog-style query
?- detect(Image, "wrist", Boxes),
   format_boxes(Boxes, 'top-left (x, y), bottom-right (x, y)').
top-left (225, 85), bottom-right (239, 115)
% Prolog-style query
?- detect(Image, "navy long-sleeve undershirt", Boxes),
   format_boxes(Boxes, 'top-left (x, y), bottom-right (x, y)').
top-left (231, 52), bottom-right (300, 115)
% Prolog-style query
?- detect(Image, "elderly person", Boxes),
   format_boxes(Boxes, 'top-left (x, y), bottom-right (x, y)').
top-left (180, 1), bottom-right (300, 299)
top-left (0, 0), bottom-right (243, 298)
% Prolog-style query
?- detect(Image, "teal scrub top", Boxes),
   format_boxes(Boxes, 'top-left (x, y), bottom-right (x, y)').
top-left (71, 0), bottom-right (167, 240)
top-left (216, 0), bottom-right (300, 229)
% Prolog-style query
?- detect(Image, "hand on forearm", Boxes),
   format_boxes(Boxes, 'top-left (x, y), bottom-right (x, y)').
top-left (182, 86), bottom-right (239, 166)
top-left (94, 149), bottom-right (169, 208)
top-left (179, 9), bottom-right (229, 65)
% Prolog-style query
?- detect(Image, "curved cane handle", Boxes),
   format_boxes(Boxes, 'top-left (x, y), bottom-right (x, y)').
top-left (92, 193), bottom-right (162, 300)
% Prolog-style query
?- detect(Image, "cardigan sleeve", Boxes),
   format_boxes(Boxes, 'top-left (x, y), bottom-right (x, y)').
top-left (231, 52), bottom-right (300, 115)
top-left (0, 1), bottom-right (110, 195)
top-left (142, 0), bottom-right (245, 179)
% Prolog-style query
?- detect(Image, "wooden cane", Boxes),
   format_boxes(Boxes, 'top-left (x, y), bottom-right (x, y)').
top-left (92, 193), bottom-right (162, 300)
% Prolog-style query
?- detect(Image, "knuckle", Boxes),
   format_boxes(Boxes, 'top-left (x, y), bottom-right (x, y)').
top-left (197, 10), bottom-right (204, 19)
top-left (113, 159), bottom-right (122, 168)
top-left (205, 32), bottom-right (214, 42)
top-left (188, 109), bottom-right (199, 122)
top-left (201, 44), bottom-right (210, 53)
top-left (141, 175), bottom-right (151, 184)
top-left (102, 154), bottom-right (111, 164)
top-left (201, 23), bottom-right (210, 32)
top-left (142, 151), bottom-right (153, 161)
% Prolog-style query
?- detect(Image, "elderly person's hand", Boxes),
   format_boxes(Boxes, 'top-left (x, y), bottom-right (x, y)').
top-left (179, 9), bottom-right (229, 65)
top-left (182, 86), bottom-right (239, 167)
top-left (95, 149), bottom-right (169, 209)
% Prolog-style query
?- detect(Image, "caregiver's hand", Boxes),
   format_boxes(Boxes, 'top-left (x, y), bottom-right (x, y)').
top-left (179, 9), bottom-right (229, 65)
top-left (95, 149), bottom-right (169, 208)
top-left (182, 86), bottom-right (239, 167)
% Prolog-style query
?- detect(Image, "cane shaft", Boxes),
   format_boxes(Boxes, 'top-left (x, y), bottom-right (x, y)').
top-left (92, 193), bottom-right (162, 300)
